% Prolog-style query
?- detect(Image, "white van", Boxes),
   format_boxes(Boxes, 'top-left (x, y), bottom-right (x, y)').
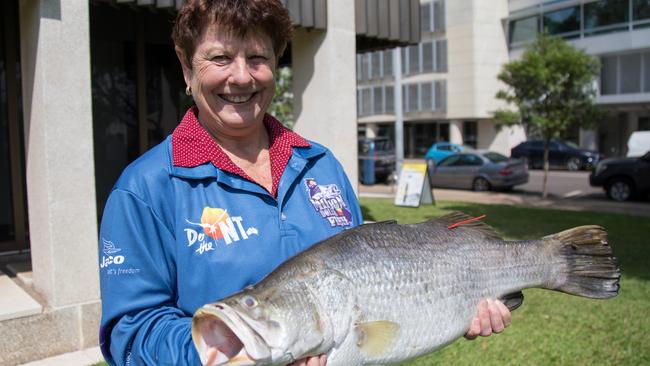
top-left (627, 131), bottom-right (650, 157)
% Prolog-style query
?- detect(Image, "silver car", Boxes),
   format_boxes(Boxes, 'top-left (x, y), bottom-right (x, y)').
top-left (428, 151), bottom-right (529, 191)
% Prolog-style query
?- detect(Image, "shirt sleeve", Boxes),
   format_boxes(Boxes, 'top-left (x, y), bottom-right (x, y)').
top-left (99, 189), bottom-right (201, 366)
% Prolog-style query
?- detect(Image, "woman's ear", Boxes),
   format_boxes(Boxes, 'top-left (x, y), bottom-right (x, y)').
top-left (175, 45), bottom-right (192, 86)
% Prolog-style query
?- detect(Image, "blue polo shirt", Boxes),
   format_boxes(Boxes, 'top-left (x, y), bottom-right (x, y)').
top-left (99, 128), bottom-right (362, 365)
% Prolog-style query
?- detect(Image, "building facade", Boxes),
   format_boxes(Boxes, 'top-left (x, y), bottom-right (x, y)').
top-left (0, 0), bottom-right (420, 364)
top-left (357, 0), bottom-right (526, 158)
top-left (508, 0), bottom-right (650, 157)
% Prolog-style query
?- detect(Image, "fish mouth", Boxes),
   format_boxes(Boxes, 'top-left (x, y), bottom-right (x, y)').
top-left (192, 303), bottom-right (271, 365)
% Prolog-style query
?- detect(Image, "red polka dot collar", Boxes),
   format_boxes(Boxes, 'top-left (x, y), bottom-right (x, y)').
top-left (171, 107), bottom-right (310, 197)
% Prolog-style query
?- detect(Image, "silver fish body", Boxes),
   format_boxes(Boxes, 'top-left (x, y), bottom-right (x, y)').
top-left (192, 213), bottom-right (620, 366)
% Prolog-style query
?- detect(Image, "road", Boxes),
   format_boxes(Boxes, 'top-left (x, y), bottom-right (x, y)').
top-left (515, 170), bottom-right (603, 199)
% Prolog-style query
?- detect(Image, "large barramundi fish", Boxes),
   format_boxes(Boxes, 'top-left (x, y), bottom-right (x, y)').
top-left (191, 213), bottom-right (620, 366)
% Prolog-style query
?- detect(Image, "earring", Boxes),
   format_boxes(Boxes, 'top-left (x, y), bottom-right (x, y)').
top-left (185, 85), bottom-right (192, 96)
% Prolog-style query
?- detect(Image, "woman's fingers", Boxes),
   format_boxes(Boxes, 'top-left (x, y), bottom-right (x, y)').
top-left (487, 298), bottom-right (505, 333)
top-left (465, 298), bottom-right (512, 339)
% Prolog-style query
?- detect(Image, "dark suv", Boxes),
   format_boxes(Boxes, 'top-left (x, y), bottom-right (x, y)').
top-left (511, 139), bottom-right (600, 171)
top-left (590, 151), bottom-right (650, 201)
top-left (358, 137), bottom-right (396, 184)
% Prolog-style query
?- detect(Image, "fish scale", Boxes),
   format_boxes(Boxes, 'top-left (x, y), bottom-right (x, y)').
top-left (192, 213), bottom-right (620, 366)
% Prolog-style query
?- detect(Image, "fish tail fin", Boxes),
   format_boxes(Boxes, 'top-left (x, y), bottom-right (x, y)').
top-left (544, 225), bottom-right (620, 299)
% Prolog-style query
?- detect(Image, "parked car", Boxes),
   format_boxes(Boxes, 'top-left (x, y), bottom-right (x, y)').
top-left (589, 150), bottom-right (650, 201)
top-left (428, 151), bottom-right (529, 191)
top-left (424, 142), bottom-right (468, 164)
top-left (358, 137), bottom-right (396, 184)
top-left (510, 139), bottom-right (600, 171)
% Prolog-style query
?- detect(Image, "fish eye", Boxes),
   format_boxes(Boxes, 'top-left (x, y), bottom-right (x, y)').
top-left (242, 295), bottom-right (258, 308)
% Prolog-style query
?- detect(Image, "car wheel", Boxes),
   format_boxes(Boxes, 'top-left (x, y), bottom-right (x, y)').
top-left (607, 178), bottom-right (634, 202)
top-left (566, 157), bottom-right (582, 171)
top-left (472, 177), bottom-right (490, 192)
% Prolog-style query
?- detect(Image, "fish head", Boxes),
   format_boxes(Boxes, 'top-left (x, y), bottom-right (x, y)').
top-left (192, 283), bottom-right (327, 365)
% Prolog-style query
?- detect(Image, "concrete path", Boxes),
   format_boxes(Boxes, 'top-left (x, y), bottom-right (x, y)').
top-left (359, 184), bottom-right (650, 217)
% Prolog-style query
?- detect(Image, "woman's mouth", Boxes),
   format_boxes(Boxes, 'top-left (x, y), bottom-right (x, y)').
top-left (218, 92), bottom-right (257, 104)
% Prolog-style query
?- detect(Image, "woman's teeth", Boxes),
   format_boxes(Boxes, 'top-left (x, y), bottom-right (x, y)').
top-left (219, 93), bottom-right (255, 104)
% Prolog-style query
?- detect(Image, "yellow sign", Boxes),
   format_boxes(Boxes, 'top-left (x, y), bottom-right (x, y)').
top-left (394, 163), bottom-right (434, 207)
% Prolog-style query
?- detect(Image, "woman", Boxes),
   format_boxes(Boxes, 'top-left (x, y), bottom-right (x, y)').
top-left (98, 1), bottom-right (509, 365)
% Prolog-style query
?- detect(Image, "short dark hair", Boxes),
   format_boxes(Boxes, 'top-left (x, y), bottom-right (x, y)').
top-left (172, 0), bottom-right (293, 67)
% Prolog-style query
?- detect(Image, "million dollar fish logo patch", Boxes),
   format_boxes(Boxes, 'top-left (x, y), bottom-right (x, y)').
top-left (304, 178), bottom-right (352, 227)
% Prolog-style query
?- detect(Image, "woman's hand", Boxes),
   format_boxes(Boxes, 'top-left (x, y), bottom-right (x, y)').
top-left (288, 355), bottom-right (327, 366)
top-left (465, 298), bottom-right (511, 339)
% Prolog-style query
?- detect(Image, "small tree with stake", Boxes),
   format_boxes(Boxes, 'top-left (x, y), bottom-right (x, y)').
top-left (493, 34), bottom-right (602, 198)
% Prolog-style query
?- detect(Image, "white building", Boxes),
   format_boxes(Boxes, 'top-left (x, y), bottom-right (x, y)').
top-left (357, 0), bottom-right (526, 158)
top-left (508, 0), bottom-right (650, 157)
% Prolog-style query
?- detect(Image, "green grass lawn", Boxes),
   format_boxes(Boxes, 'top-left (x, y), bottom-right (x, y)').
top-left (360, 198), bottom-right (650, 366)
top-left (90, 199), bottom-right (650, 366)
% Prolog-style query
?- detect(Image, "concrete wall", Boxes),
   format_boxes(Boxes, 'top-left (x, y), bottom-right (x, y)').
top-left (1, 1), bottom-right (101, 364)
top-left (446, 0), bottom-right (509, 119)
top-left (292, 0), bottom-right (358, 190)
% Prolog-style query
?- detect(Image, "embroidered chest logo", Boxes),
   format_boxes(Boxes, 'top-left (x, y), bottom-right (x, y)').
top-left (305, 178), bottom-right (352, 227)
top-left (185, 207), bottom-right (259, 255)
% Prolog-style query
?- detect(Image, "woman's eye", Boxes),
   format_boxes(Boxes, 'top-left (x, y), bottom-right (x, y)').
top-left (249, 55), bottom-right (268, 63)
top-left (212, 55), bottom-right (230, 64)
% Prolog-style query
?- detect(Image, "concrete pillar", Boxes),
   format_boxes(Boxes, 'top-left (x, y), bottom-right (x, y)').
top-left (20, 0), bottom-right (99, 308)
top-left (292, 0), bottom-right (358, 189)
top-left (449, 120), bottom-right (463, 145)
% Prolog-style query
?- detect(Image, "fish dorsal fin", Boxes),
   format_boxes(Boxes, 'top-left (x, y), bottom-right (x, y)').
top-left (426, 212), bottom-right (502, 241)
top-left (363, 219), bottom-right (398, 226)
top-left (499, 291), bottom-right (524, 312)
top-left (355, 320), bottom-right (400, 357)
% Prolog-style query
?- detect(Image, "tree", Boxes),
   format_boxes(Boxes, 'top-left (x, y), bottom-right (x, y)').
top-left (493, 34), bottom-right (602, 198)
top-left (269, 66), bottom-right (295, 129)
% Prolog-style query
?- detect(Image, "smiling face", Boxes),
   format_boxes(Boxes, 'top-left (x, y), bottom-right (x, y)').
top-left (177, 25), bottom-right (276, 137)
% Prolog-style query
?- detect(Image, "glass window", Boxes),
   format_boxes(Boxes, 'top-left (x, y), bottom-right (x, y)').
top-left (433, 1), bottom-right (446, 32)
top-left (383, 49), bottom-right (393, 77)
top-left (601, 56), bottom-right (618, 95)
top-left (408, 45), bottom-right (420, 75)
top-left (373, 86), bottom-right (383, 114)
top-left (584, 0), bottom-right (629, 34)
top-left (361, 88), bottom-right (371, 116)
top-left (463, 121), bottom-right (477, 148)
top-left (421, 3), bottom-right (432, 32)
top-left (644, 52), bottom-right (650, 92)
top-left (421, 82), bottom-right (433, 111)
top-left (460, 154), bottom-right (483, 166)
top-left (371, 51), bottom-right (382, 79)
top-left (434, 80), bottom-right (446, 110)
top-left (356, 54), bottom-right (362, 81)
top-left (620, 53), bottom-right (642, 93)
top-left (509, 16), bottom-right (539, 45)
top-left (439, 155), bottom-right (460, 166)
top-left (633, 0), bottom-right (650, 21)
top-left (543, 6), bottom-right (580, 36)
top-left (422, 42), bottom-right (434, 73)
top-left (639, 117), bottom-right (650, 130)
top-left (435, 40), bottom-right (447, 72)
top-left (385, 86), bottom-right (394, 113)
top-left (484, 152), bottom-right (509, 163)
top-left (408, 83), bottom-right (419, 111)
top-left (362, 53), bottom-right (371, 81)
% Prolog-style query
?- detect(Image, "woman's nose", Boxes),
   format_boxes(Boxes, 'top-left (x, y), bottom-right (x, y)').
top-left (228, 57), bottom-right (253, 86)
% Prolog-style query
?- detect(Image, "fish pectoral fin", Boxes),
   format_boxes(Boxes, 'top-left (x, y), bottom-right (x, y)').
top-left (499, 291), bottom-right (524, 312)
top-left (355, 320), bottom-right (400, 357)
